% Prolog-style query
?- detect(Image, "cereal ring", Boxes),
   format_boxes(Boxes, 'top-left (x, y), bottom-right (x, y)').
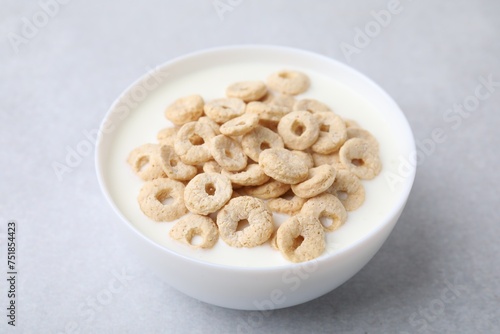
top-left (277, 111), bottom-right (320, 150)
top-left (165, 95), bottom-right (204, 125)
top-left (216, 196), bottom-right (274, 248)
top-left (204, 98), bottom-right (246, 124)
top-left (267, 70), bottom-right (310, 95)
top-left (210, 135), bottom-right (247, 172)
top-left (226, 81), bottom-right (267, 102)
top-left (293, 99), bottom-right (331, 113)
top-left (184, 173), bottom-right (232, 215)
top-left (261, 91), bottom-right (296, 110)
top-left (326, 169), bottom-right (365, 211)
top-left (311, 112), bottom-right (347, 154)
top-left (346, 127), bottom-right (379, 150)
top-left (203, 161), bottom-right (223, 174)
top-left (159, 145), bottom-right (197, 181)
top-left (243, 179), bottom-right (290, 200)
top-left (241, 126), bottom-right (284, 162)
top-left (157, 127), bottom-right (178, 147)
top-left (174, 121), bottom-right (216, 165)
top-left (257, 119), bottom-right (279, 133)
top-left (219, 113), bottom-right (259, 137)
top-left (259, 148), bottom-right (309, 185)
top-left (312, 152), bottom-right (345, 170)
top-left (222, 163), bottom-right (270, 186)
top-left (339, 138), bottom-right (381, 180)
top-left (291, 150), bottom-right (314, 168)
top-left (269, 231), bottom-right (279, 250)
top-left (137, 178), bottom-right (188, 222)
top-left (169, 214), bottom-right (218, 249)
top-left (267, 190), bottom-right (306, 215)
top-left (198, 116), bottom-right (221, 135)
top-left (127, 143), bottom-right (165, 181)
top-left (276, 214), bottom-right (325, 263)
top-left (344, 119), bottom-right (360, 129)
top-left (301, 193), bottom-right (347, 232)
top-left (291, 165), bottom-right (336, 199)
top-left (246, 101), bottom-right (290, 124)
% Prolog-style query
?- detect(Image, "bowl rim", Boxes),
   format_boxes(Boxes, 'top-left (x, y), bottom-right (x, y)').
top-left (95, 44), bottom-right (416, 273)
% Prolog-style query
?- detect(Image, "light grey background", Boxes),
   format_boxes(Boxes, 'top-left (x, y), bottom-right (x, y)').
top-left (1, 0), bottom-right (499, 333)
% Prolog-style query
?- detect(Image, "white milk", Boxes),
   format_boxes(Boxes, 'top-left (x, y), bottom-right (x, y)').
top-left (105, 63), bottom-right (405, 267)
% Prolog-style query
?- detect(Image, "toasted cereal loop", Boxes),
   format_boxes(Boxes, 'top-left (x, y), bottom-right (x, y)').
top-left (344, 119), bottom-right (360, 129)
top-left (127, 144), bottom-right (166, 181)
top-left (291, 165), bottom-right (337, 199)
top-left (216, 196), bottom-right (274, 247)
top-left (184, 173), bottom-right (232, 215)
top-left (222, 163), bottom-right (270, 186)
top-left (203, 161), bottom-right (223, 174)
top-left (339, 138), bottom-right (381, 180)
top-left (261, 91), bottom-right (297, 110)
top-left (226, 81), bottom-right (267, 102)
top-left (138, 178), bottom-right (188, 222)
top-left (219, 113), bottom-right (259, 137)
top-left (165, 95), bottom-right (204, 125)
top-left (159, 145), bottom-right (197, 181)
top-left (311, 111), bottom-right (347, 154)
top-left (174, 121), bottom-right (216, 165)
top-left (210, 135), bottom-right (247, 172)
top-left (198, 116), bottom-right (221, 135)
top-left (243, 179), bottom-right (290, 200)
top-left (169, 214), bottom-right (218, 249)
top-left (312, 152), bottom-right (345, 170)
top-left (294, 99), bottom-right (331, 113)
top-left (259, 148), bottom-right (309, 184)
top-left (269, 231), bottom-right (279, 250)
top-left (291, 150), bottom-right (314, 168)
top-left (267, 190), bottom-right (307, 215)
top-left (301, 193), bottom-right (347, 232)
top-left (241, 126), bottom-right (284, 162)
top-left (346, 127), bottom-right (379, 150)
top-left (267, 70), bottom-right (310, 95)
top-left (257, 119), bottom-right (279, 133)
top-left (276, 214), bottom-right (325, 263)
top-left (246, 101), bottom-right (290, 124)
top-left (278, 111), bottom-right (320, 150)
top-left (204, 98), bottom-right (246, 124)
top-left (326, 169), bottom-right (365, 211)
top-left (157, 127), bottom-right (178, 146)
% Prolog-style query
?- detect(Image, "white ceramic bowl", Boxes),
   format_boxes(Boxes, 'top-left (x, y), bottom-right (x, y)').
top-left (95, 45), bottom-right (416, 310)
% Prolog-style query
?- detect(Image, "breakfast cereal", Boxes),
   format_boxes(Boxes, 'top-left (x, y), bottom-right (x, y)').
top-left (226, 81), bottom-right (267, 102)
top-left (165, 95), bottom-right (204, 125)
top-left (184, 173), bottom-right (232, 215)
top-left (217, 196), bottom-right (274, 247)
top-left (158, 145), bottom-right (197, 181)
top-left (276, 214), bottom-right (325, 263)
top-left (301, 193), bottom-right (347, 232)
top-left (169, 214), bottom-right (219, 249)
top-left (267, 70), bottom-right (310, 95)
top-left (204, 98), bottom-right (246, 123)
top-left (127, 69), bottom-right (383, 263)
top-left (127, 144), bottom-right (165, 181)
top-left (291, 164), bottom-right (337, 199)
top-left (138, 178), bottom-right (188, 222)
top-left (277, 111), bottom-right (320, 150)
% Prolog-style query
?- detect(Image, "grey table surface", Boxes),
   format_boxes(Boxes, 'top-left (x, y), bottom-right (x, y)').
top-left (1, 0), bottom-right (499, 333)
